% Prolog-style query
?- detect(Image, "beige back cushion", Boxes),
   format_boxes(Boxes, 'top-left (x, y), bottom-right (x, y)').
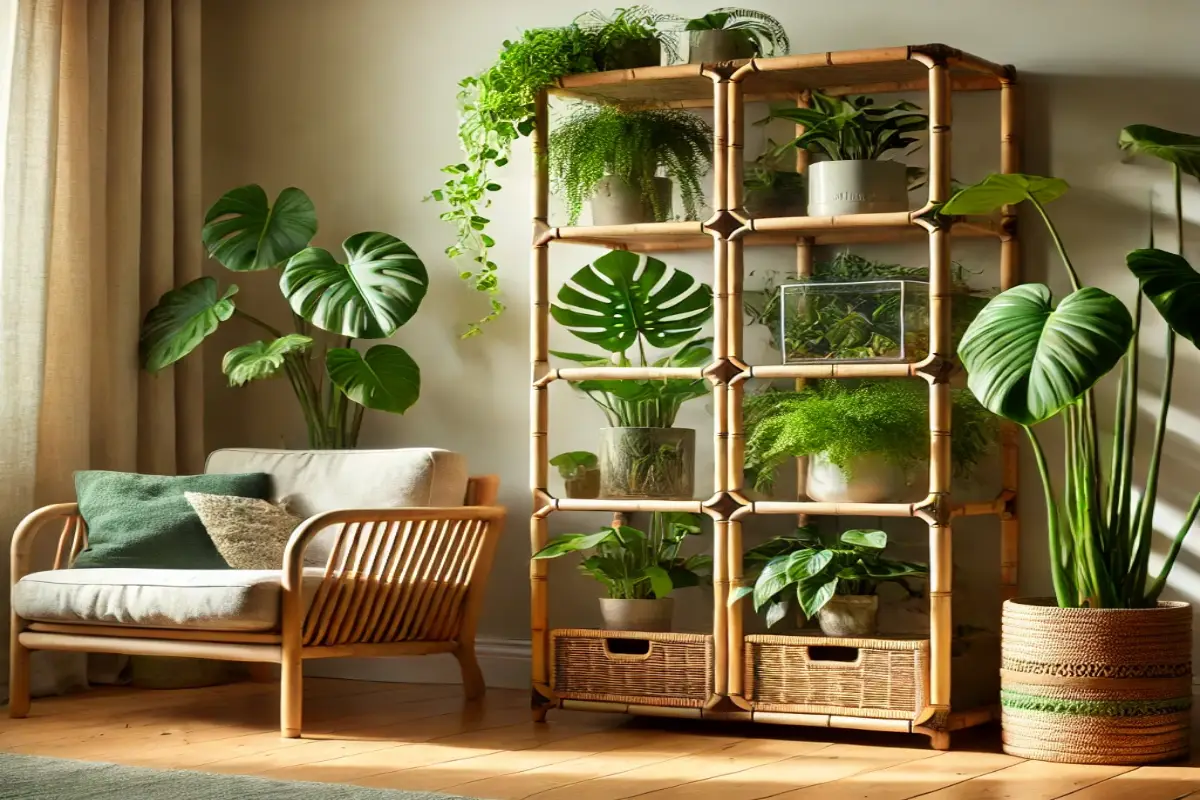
top-left (204, 448), bottom-right (469, 564)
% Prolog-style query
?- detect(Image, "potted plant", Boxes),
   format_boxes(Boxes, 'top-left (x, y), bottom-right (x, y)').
top-left (764, 91), bottom-right (927, 216)
top-left (550, 105), bottom-right (713, 226)
top-left (685, 8), bottom-right (789, 63)
top-left (552, 251), bottom-right (712, 499)
top-left (743, 141), bottom-right (806, 219)
top-left (435, 9), bottom-right (680, 336)
top-left (551, 451), bottom-right (601, 499)
top-left (743, 381), bottom-right (994, 502)
top-left (939, 126), bottom-right (1200, 765)
top-left (534, 513), bottom-right (711, 631)
top-left (731, 528), bottom-right (927, 635)
top-left (139, 185), bottom-right (426, 449)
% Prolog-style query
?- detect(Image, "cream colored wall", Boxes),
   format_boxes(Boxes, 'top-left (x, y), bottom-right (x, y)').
top-left (201, 0), bottom-right (1200, 648)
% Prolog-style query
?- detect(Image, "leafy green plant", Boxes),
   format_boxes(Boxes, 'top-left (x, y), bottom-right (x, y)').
top-left (730, 528), bottom-right (927, 627)
top-left (550, 451), bottom-right (599, 481)
top-left (743, 381), bottom-right (995, 492)
top-left (685, 8), bottom-right (789, 56)
top-left (550, 105), bottom-right (713, 225)
top-left (533, 512), bottom-right (711, 599)
top-left (743, 139), bottom-right (804, 196)
top-left (945, 127), bottom-right (1200, 609)
top-left (436, 9), bottom-right (680, 335)
top-left (551, 250), bottom-right (714, 427)
top-left (576, 6), bottom-right (683, 67)
top-left (139, 185), bottom-right (426, 449)
top-left (764, 91), bottom-right (927, 161)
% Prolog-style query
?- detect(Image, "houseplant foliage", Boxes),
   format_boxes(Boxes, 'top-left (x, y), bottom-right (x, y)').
top-left (742, 140), bottom-right (806, 218)
top-left (435, 7), bottom-right (681, 336)
top-left (730, 528), bottom-right (927, 633)
top-left (139, 185), bottom-right (427, 448)
top-left (685, 8), bottom-right (789, 61)
top-left (550, 450), bottom-right (601, 499)
top-left (943, 126), bottom-right (1200, 764)
top-left (549, 104), bottom-right (713, 226)
top-left (552, 250), bottom-right (713, 498)
top-left (533, 512), bottom-right (711, 630)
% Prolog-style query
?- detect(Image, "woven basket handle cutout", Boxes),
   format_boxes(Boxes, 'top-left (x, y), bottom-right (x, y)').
top-left (804, 644), bottom-right (863, 667)
top-left (602, 638), bottom-right (656, 663)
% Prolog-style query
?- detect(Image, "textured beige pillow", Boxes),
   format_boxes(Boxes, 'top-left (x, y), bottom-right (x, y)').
top-left (185, 492), bottom-right (303, 570)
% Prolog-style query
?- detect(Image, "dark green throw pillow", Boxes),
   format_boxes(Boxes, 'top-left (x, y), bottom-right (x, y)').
top-left (72, 471), bottom-right (272, 569)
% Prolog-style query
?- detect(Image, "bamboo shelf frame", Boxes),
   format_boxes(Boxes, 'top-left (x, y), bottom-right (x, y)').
top-left (530, 43), bottom-right (1020, 752)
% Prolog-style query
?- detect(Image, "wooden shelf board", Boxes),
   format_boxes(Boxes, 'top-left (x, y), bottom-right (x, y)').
top-left (552, 45), bottom-right (1009, 108)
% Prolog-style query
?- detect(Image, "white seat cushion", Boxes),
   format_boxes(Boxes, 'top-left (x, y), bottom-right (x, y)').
top-left (12, 568), bottom-right (323, 632)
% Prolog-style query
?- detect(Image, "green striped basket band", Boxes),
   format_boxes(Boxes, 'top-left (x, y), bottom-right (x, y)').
top-left (1001, 689), bottom-right (1193, 717)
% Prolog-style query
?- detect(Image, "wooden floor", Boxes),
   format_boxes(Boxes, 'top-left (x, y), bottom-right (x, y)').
top-left (1, 679), bottom-right (1197, 798)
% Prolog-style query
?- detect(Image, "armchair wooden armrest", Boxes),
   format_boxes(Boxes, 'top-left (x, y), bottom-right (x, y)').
top-left (11, 503), bottom-right (85, 584)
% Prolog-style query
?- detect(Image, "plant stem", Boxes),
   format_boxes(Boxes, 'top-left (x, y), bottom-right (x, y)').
top-left (233, 308), bottom-right (284, 338)
top-left (1146, 491), bottom-right (1200, 602)
top-left (1029, 196), bottom-right (1082, 292)
top-left (1024, 425), bottom-right (1075, 606)
top-left (1175, 164), bottom-right (1184, 257)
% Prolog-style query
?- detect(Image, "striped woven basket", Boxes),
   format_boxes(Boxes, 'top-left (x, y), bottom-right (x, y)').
top-left (1001, 598), bottom-right (1192, 765)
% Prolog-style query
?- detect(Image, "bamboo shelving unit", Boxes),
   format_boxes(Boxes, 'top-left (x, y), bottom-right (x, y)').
top-left (530, 44), bottom-right (1020, 750)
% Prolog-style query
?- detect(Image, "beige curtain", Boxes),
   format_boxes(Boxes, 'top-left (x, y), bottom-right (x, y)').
top-left (0, 0), bottom-right (202, 694)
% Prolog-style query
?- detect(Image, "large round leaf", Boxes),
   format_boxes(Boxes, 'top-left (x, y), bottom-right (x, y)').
top-left (1127, 248), bottom-right (1200, 345)
top-left (941, 173), bottom-right (1069, 216)
top-left (551, 250), bottom-right (713, 353)
top-left (1119, 125), bottom-right (1200, 181)
top-left (202, 185), bottom-right (317, 271)
top-left (222, 334), bottom-right (313, 387)
top-left (139, 277), bottom-right (237, 372)
top-left (281, 232), bottom-right (428, 339)
top-left (326, 344), bottom-right (420, 414)
top-left (959, 284), bottom-right (1133, 425)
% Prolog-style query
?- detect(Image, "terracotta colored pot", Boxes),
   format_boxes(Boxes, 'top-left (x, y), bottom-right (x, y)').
top-left (600, 598), bottom-right (674, 632)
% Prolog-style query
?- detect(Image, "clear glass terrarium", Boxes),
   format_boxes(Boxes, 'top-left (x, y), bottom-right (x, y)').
top-left (775, 279), bottom-right (931, 364)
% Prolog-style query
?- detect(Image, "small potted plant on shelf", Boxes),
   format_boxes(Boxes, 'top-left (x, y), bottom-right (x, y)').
top-left (743, 381), bottom-right (994, 503)
top-left (552, 251), bottom-right (712, 499)
top-left (534, 513), bottom-right (711, 631)
top-left (435, 8), bottom-right (680, 335)
top-left (732, 528), bottom-right (927, 635)
top-left (551, 451), bottom-right (601, 499)
top-left (139, 185), bottom-right (427, 449)
top-left (685, 8), bottom-right (789, 63)
top-left (550, 105), bottom-right (713, 226)
top-left (763, 91), bottom-right (928, 217)
top-left (937, 126), bottom-right (1200, 766)
top-left (743, 141), bottom-right (806, 219)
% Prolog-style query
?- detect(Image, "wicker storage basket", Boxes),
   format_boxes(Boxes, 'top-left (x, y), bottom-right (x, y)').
top-left (1001, 598), bottom-right (1192, 765)
top-left (551, 629), bottom-right (713, 708)
top-left (745, 635), bottom-right (929, 719)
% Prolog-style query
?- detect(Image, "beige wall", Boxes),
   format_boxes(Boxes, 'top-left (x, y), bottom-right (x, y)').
top-left (201, 0), bottom-right (1200, 648)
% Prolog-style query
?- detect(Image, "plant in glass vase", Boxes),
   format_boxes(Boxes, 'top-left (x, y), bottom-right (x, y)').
top-left (139, 185), bottom-right (427, 449)
top-left (551, 250), bottom-right (713, 499)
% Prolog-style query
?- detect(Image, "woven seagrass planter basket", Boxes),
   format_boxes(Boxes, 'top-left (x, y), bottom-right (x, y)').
top-left (1001, 598), bottom-right (1192, 765)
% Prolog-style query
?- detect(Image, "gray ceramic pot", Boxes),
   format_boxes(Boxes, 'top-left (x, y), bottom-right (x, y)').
top-left (817, 595), bottom-right (879, 637)
top-left (688, 30), bottom-right (757, 63)
top-left (806, 159), bottom-right (908, 217)
top-left (590, 176), bottom-right (673, 226)
top-left (600, 597), bottom-right (674, 632)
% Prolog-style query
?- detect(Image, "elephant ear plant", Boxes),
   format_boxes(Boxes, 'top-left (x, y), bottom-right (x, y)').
top-left (944, 124), bottom-right (1200, 608)
top-left (140, 185), bottom-right (427, 449)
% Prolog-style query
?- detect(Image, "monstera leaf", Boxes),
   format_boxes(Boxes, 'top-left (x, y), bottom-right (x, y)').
top-left (281, 232), bottom-right (428, 339)
top-left (1127, 248), bottom-right (1200, 345)
top-left (202, 185), bottom-right (317, 271)
top-left (551, 250), bottom-right (713, 353)
top-left (326, 344), bottom-right (420, 413)
top-left (222, 334), bottom-right (313, 387)
top-left (140, 277), bottom-right (238, 372)
top-left (940, 173), bottom-right (1070, 216)
top-left (959, 284), bottom-right (1133, 425)
top-left (1119, 125), bottom-right (1200, 181)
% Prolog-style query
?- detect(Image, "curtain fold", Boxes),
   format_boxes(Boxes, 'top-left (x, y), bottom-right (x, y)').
top-left (1, 0), bottom-right (202, 695)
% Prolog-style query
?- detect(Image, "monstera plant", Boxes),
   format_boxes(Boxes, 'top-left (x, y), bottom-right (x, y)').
top-left (139, 185), bottom-right (428, 449)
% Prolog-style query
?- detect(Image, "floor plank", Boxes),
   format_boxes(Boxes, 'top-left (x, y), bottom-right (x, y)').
top-left (1, 679), bottom-right (1196, 800)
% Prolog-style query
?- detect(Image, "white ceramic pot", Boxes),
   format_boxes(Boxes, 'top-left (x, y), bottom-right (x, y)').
top-left (688, 30), bottom-right (757, 63)
top-left (591, 175), bottom-right (673, 226)
top-left (817, 594), bottom-right (879, 637)
top-left (806, 159), bottom-right (908, 217)
top-left (600, 597), bottom-right (674, 632)
top-left (805, 452), bottom-right (907, 503)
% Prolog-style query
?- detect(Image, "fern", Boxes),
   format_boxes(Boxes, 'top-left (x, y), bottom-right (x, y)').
top-left (685, 8), bottom-right (789, 56)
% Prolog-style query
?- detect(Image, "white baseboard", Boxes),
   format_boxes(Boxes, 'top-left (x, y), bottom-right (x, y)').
top-left (303, 638), bottom-right (532, 689)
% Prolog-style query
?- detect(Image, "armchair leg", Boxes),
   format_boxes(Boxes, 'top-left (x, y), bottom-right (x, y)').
top-left (280, 652), bottom-right (302, 738)
top-left (8, 627), bottom-right (30, 719)
top-left (454, 643), bottom-right (486, 701)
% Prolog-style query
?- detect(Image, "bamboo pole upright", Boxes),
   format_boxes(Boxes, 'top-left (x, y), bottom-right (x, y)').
top-left (529, 90), bottom-right (551, 717)
top-left (793, 92), bottom-right (813, 520)
top-left (998, 75), bottom-right (1021, 600)
top-left (725, 74), bottom-right (746, 702)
